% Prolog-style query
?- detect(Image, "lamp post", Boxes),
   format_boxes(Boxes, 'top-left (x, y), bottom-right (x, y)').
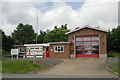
top-left (35, 8), bottom-right (38, 44)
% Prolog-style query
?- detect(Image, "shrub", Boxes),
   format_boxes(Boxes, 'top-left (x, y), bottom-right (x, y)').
top-left (2, 50), bottom-right (10, 55)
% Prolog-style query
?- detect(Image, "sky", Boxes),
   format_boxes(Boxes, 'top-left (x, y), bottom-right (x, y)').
top-left (1, 0), bottom-right (119, 35)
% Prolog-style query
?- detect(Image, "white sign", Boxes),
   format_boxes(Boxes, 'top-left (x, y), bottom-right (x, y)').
top-left (11, 49), bottom-right (19, 55)
top-left (30, 48), bottom-right (43, 55)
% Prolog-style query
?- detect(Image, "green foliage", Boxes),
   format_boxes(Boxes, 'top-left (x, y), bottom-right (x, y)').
top-left (107, 26), bottom-right (120, 52)
top-left (1, 23), bottom-right (70, 52)
top-left (0, 60), bottom-right (1, 73)
top-left (12, 23), bottom-right (36, 44)
top-left (43, 24), bottom-right (70, 43)
top-left (0, 30), bottom-right (2, 49)
top-left (107, 52), bottom-right (120, 57)
top-left (2, 50), bottom-right (10, 55)
top-left (2, 30), bottom-right (14, 51)
top-left (37, 30), bottom-right (46, 43)
top-left (2, 60), bottom-right (42, 74)
top-left (108, 63), bottom-right (120, 74)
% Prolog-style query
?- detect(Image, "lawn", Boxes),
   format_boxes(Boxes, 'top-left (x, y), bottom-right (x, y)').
top-left (2, 60), bottom-right (47, 74)
top-left (107, 52), bottom-right (120, 57)
top-left (108, 63), bottom-right (120, 74)
top-left (0, 60), bottom-right (1, 73)
top-left (107, 52), bottom-right (120, 74)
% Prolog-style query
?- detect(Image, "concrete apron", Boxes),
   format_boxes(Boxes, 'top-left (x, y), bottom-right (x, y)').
top-left (37, 58), bottom-right (118, 78)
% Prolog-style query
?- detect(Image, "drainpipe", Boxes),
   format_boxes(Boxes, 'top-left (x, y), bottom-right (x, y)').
top-left (74, 35), bottom-right (76, 58)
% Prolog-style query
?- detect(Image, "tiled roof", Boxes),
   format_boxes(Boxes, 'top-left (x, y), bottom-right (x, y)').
top-left (65, 25), bottom-right (107, 35)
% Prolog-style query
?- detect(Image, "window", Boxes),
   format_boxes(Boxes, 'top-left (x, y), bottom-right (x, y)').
top-left (19, 48), bottom-right (25, 53)
top-left (83, 37), bottom-right (91, 41)
top-left (92, 42), bottom-right (99, 45)
top-left (84, 45), bottom-right (91, 50)
top-left (76, 42), bottom-right (82, 46)
top-left (30, 48), bottom-right (34, 49)
top-left (54, 46), bottom-right (64, 52)
top-left (35, 48), bottom-right (39, 49)
top-left (83, 42), bottom-right (91, 45)
top-left (76, 38), bottom-right (82, 41)
top-left (92, 37), bottom-right (99, 40)
top-left (76, 46), bottom-right (82, 51)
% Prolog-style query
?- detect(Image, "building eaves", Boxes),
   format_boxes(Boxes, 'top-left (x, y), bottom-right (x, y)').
top-left (65, 25), bottom-right (107, 35)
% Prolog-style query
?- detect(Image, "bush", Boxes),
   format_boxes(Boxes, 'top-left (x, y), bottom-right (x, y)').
top-left (2, 50), bottom-right (10, 55)
top-left (107, 53), bottom-right (115, 57)
top-left (107, 52), bottom-right (120, 57)
top-left (2, 50), bottom-right (11, 58)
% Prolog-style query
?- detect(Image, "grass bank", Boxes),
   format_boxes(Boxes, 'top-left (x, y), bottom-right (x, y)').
top-left (0, 60), bottom-right (1, 73)
top-left (2, 60), bottom-right (47, 74)
top-left (107, 52), bottom-right (120, 74)
top-left (108, 63), bottom-right (120, 74)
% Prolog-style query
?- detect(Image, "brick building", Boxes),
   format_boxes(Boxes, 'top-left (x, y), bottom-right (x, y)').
top-left (13, 25), bottom-right (107, 58)
top-left (42, 25), bottom-right (107, 58)
top-left (65, 25), bottom-right (107, 58)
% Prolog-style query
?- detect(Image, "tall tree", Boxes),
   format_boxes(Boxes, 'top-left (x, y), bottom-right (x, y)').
top-left (107, 25), bottom-right (120, 52)
top-left (43, 24), bottom-right (70, 42)
top-left (12, 23), bottom-right (36, 44)
top-left (2, 30), bottom-right (14, 51)
top-left (37, 30), bottom-right (46, 43)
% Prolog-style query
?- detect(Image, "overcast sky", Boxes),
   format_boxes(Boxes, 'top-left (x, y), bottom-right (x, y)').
top-left (1, 0), bottom-right (119, 35)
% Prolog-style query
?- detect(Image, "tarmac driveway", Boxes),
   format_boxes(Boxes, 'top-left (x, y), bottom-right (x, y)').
top-left (37, 58), bottom-right (118, 78)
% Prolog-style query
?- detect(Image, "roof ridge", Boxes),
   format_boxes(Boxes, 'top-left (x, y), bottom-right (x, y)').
top-left (65, 25), bottom-right (107, 35)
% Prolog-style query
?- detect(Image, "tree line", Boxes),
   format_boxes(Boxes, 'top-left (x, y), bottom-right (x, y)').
top-left (1, 23), bottom-right (120, 52)
top-left (1, 23), bottom-right (70, 51)
top-left (107, 25), bottom-right (120, 52)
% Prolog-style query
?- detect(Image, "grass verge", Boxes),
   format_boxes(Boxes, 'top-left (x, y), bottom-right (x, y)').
top-left (2, 60), bottom-right (47, 74)
top-left (0, 60), bottom-right (1, 73)
top-left (107, 52), bottom-right (120, 57)
top-left (108, 63), bottom-right (120, 74)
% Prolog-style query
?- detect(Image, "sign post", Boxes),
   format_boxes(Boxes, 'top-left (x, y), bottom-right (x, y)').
top-left (30, 48), bottom-right (43, 64)
top-left (11, 49), bottom-right (19, 60)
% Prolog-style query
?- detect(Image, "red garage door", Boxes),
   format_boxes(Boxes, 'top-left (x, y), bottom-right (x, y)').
top-left (75, 34), bottom-right (99, 58)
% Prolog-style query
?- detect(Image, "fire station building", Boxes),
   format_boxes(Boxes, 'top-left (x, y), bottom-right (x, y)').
top-left (13, 25), bottom-right (107, 58)
top-left (65, 25), bottom-right (107, 58)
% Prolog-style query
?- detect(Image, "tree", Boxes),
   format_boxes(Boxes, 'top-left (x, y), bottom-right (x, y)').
top-left (43, 24), bottom-right (70, 42)
top-left (37, 30), bottom-right (46, 43)
top-left (12, 23), bottom-right (36, 44)
top-left (0, 30), bottom-right (1, 58)
top-left (2, 30), bottom-right (14, 51)
top-left (107, 25), bottom-right (120, 52)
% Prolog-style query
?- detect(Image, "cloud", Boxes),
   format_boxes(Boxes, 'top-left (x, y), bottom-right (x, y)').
top-left (1, 2), bottom-right (44, 34)
top-left (2, 0), bottom-right (51, 2)
top-left (37, 0), bottom-right (118, 31)
top-left (1, 0), bottom-right (119, 35)
top-left (75, 0), bottom-right (118, 30)
top-left (38, 3), bottom-right (76, 30)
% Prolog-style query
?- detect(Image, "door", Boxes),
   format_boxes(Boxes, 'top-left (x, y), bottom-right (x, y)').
top-left (75, 34), bottom-right (99, 58)
top-left (46, 47), bottom-right (50, 58)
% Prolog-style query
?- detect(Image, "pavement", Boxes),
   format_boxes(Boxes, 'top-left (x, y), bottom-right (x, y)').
top-left (2, 58), bottom-right (119, 78)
